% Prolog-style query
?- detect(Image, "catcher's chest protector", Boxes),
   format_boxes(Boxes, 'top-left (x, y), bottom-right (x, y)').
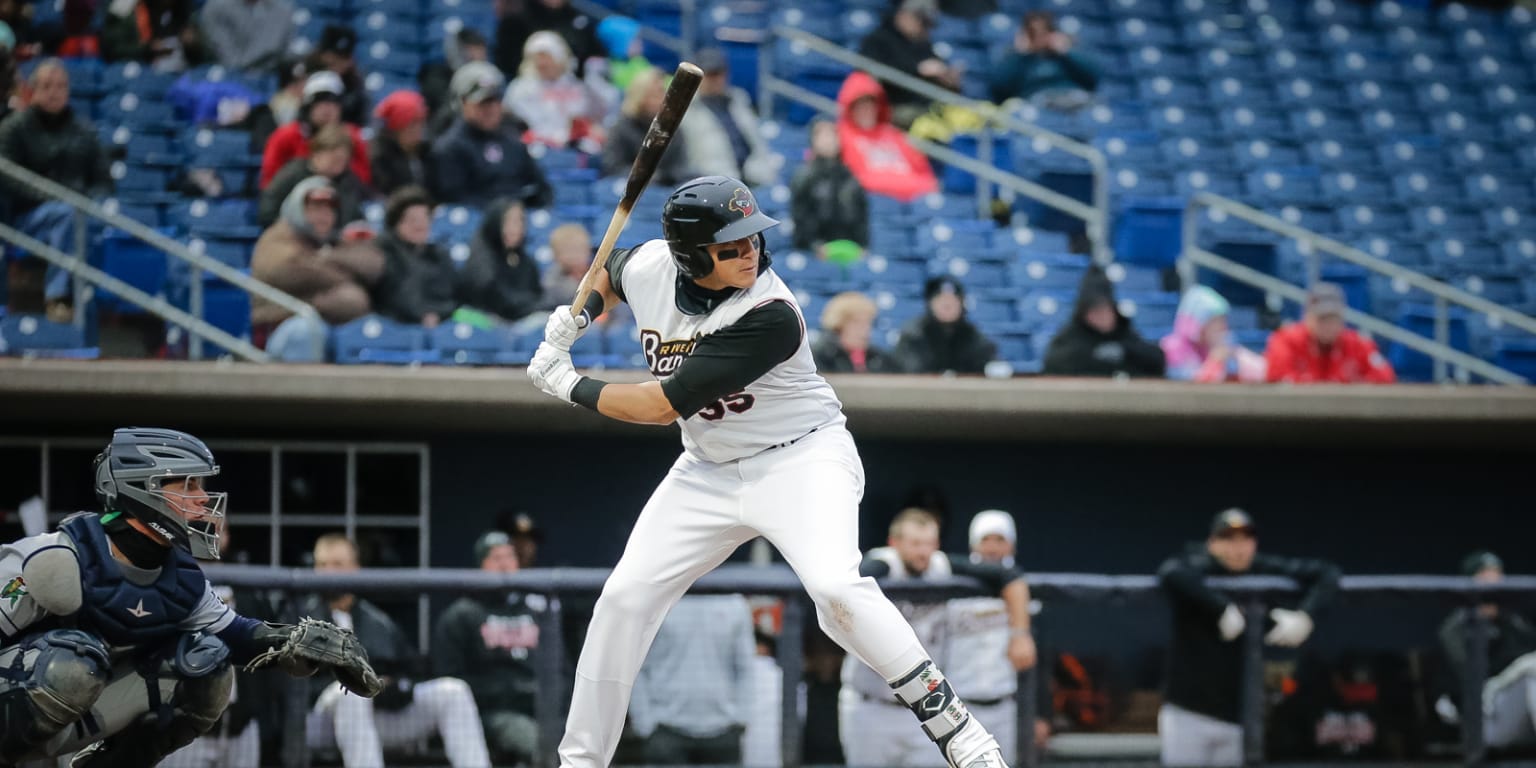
top-left (61, 514), bottom-right (206, 647)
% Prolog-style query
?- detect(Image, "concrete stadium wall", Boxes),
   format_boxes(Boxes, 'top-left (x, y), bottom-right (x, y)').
top-left (1, 360), bottom-right (1531, 577)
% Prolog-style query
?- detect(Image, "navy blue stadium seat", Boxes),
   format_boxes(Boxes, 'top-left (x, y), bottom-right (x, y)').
top-left (0, 315), bottom-right (98, 358)
top-left (333, 316), bottom-right (438, 365)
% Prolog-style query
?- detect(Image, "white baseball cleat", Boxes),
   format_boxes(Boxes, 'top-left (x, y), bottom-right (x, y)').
top-left (942, 718), bottom-right (1009, 768)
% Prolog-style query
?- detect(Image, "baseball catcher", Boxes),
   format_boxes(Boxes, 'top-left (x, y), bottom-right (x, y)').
top-left (0, 428), bottom-right (379, 768)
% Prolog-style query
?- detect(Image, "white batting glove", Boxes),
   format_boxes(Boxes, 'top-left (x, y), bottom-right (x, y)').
top-left (544, 305), bottom-right (591, 351)
top-left (527, 342), bottom-right (582, 403)
top-left (1218, 603), bottom-right (1246, 642)
top-left (1265, 608), bottom-right (1314, 647)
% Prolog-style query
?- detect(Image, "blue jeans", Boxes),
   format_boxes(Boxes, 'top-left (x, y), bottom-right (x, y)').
top-left (15, 201), bottom-right (82, 302)
top-left (265, 314), bottom-right (328, 362)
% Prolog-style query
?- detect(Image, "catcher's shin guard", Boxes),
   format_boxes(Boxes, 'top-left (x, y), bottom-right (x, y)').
top-left (0, 630), bottom-right (110, 762)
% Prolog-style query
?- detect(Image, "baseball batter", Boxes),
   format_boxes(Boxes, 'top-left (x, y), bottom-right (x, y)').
top-left (527, 175), bottom-right (1011, 768)
top-left (0, 428), bottom-right (378, 768)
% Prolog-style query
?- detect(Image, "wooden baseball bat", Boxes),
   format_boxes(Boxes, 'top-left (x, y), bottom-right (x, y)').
top-left (569, 62), bottom-right (704, 318)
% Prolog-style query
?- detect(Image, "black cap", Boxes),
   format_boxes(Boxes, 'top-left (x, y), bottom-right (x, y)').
top-left (1210, 508), bottom-right (1256, 537)
top-left (319, 24), bottom-right (358, 57)
top-left (1463, 550), bottom-right (1503, 576)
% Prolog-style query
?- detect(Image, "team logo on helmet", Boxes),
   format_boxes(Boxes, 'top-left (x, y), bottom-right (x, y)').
top-left (727, 187), bottom-right (755, 218)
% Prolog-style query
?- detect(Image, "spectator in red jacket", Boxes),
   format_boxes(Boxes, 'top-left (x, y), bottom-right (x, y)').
top-left (259, 71), bottom-right (371, 189)
top-left (835, 71), bottom-right (937, 203)
top-left (1265, 283), bottom-right (1396, 384)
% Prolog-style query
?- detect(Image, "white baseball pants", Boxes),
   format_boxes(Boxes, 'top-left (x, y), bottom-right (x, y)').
top-left (1158, 703), bottom-right (1243, 767)
top-left (306, 677), bottom-right (491, 768)
top-left (558, 427), bottom-right (936, 768)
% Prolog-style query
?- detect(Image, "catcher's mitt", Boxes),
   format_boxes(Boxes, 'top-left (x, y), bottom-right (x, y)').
top-left (246, 617), bottom-right (383, 697)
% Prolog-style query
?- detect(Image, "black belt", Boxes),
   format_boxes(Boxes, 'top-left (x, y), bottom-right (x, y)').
top-left (765, 427), bottom-right (818, 451)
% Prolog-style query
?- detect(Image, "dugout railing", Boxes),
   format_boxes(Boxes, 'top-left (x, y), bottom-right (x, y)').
top-left (201, 564), bottom-right (1532, 768)
top-left (0, 156), bottom-right (325, 361)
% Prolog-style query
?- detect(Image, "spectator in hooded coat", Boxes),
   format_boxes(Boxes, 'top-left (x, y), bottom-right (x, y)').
top-left (1160, 286), bottom-right (1266, 382)
top-left (370, 186), bottom-right (460, 327)
top-left (835, 71), bottom-right (937, 203)
top-left (457, 197), bottom-right (544, 324)
top-left (1042, 267), bottom-right (1166, 377)
top-left (893, 276), bottom-right (996, 374)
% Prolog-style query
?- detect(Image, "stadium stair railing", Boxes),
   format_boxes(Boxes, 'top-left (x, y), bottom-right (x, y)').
top-left (760, 26), bottom-right (1114, 266)
top-left (1182, 192), bottom-right (1536, 386)
top-left (0, 156), bottom-right (324, 362)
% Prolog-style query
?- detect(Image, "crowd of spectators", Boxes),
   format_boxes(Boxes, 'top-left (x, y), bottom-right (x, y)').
top-left (0, 0), bottom-right (1414, 386)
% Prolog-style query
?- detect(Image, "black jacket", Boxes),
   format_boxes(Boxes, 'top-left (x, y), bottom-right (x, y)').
top-left (369, 133), bottom-right (428, 198)
top-left (258, 159), bottom-right (368, 227)
top-left (1042, 267), bottom-right (1165, 378)
top-left (456, 198), bottom-right (544, 322)
top-left (603, 114), bottom-right (693, 186)
top-left (0, 106), bottom-right (112, 219)
top-left (432, 592), bottom-right (543, 716)
top-left (371, 232), bottom-right (460, 324)
top-left (812, 335), bottom-right (897, 374)
top-left (892, 314), bottom-right (996, 374)
top-left (1158, 548), bottom-right (1341, 723)
top-left (1439, 608), bottom-right (1536, 709)
top-left (857, 19), bottom-right (940, 108)
top-left (429, 118), bottom-right (552, 209)
top-left (789, 157), bottom-right (868, 250)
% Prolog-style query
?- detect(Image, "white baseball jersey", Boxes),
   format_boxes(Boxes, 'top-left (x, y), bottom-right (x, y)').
top-left (0, 531), bottom-right (234, 648)
top-left (616, 239), bottom-right (844, 463)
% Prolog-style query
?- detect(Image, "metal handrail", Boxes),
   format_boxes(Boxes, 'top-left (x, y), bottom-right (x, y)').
top-left (1187, 192), bottom-right (1536, 384)
top-left (1183, 245), bottom-right (1526, 385)
top-left (0, 223), bottom-right (269, 361)
top-left (0, 156), bottom-right (325, 360)
top-left (769, 26), bottom-right (1111, 262)
top-left (1193, 193), bottom-right (1536, 338)
top-left (764, 77), bottom-right (1100, 225)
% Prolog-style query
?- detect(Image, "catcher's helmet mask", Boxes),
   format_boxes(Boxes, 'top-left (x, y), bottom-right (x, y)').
top-left (662, 176), bottom-right (780, 280)
top-left (94, 428), bottom-right (227, 561)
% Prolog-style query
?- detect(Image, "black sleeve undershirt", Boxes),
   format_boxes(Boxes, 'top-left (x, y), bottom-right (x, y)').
top-left (660, 300), bottom-right (802, 419)
top-left (605, 247), bottom-right (634, 303)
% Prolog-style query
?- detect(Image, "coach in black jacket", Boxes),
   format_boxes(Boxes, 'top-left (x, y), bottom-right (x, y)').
top-left (1156, 509), bottom-right (1340, 767)
top-left (433, 531), bottom-right (545, 763)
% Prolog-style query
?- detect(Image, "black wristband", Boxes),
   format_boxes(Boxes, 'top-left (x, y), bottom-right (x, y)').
top-left (571, 377), bottom-right (607, 411)
top-left (580, 291), bottom-right (606, 322)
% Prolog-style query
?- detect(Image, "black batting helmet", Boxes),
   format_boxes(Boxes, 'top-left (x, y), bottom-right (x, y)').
top-left (662, 176), bottom-right (779, 279)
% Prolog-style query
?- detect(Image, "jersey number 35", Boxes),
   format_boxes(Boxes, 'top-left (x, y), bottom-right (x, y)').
top-left (697, 391), bottom-right (756, 421)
